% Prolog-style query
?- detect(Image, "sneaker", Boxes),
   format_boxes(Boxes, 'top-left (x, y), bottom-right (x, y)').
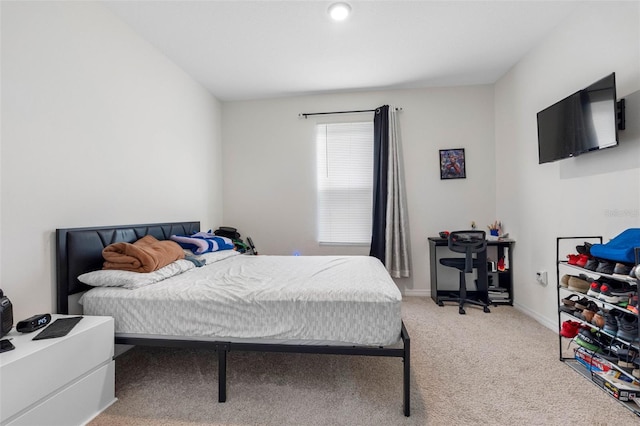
top-left (603, 309), bottom-right (620, 336)
top-left (598, 280), bottom-right (637, 304)
top-left (618, 347), bottom-right (638, 372)
top-left (576, 254), bottom-right (589, 268)
top-left (567, 254), bottom-right (589, 267)
top-left (607, 341), bottom-right (627, 359)
top-left (584, 257), bottom-right (599, 271)
top-left (596, 260), bottom-right (616, 275)
top-left (568, 276), bottom-right (590, 293)
top-left (567, 254), bottom-right (581, 265)
top-left (613, 263), bottom-right (633, 279)
top-left (587, 278), bottom-right (604, 297)
top-left (629, 265), bottom-right (640, 281)
top-left (575, 329), bottom-right (603, 353)
top-left (616, 313), bottom-right (639, 343)
top-left (597, 347), bottom-right (620, 364)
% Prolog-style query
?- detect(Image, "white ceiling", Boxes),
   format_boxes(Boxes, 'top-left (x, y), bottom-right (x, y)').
top-left (103, 0), bottom-right (585, 101)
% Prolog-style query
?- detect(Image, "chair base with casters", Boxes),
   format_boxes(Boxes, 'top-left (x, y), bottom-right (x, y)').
top-left (438, 230), bottom-right (491, 315)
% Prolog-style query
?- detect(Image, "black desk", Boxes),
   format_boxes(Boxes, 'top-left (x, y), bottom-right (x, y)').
top-left (428, 237), bottom-right (515, 306)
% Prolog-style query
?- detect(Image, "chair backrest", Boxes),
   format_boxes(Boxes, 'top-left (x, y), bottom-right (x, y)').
top-left (448, 230), bottom-right (487, 272)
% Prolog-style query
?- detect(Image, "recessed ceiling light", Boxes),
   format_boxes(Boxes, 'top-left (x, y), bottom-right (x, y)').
top-left (328, 2), bottom-right (351, 21)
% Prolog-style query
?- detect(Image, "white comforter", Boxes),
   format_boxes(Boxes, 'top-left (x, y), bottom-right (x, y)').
top-left (80, 254), bottom-right (402, 346)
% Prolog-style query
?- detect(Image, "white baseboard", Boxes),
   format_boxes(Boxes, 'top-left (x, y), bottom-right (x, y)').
top-left (513, 301), bottom-right (556, 332)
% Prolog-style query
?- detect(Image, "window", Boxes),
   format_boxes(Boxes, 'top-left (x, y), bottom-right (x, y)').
top-left (316, 121), bottom-right (374, 244)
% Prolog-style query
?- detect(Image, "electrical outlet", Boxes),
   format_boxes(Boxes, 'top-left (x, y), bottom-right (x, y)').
top-left (536, 271), bottom-right (548, 286)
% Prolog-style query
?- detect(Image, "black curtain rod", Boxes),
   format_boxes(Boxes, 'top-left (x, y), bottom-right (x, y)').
top-left (298, 107), bottom-right (402, 119)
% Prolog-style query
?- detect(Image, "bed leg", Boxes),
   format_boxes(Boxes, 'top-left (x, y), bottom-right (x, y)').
top-left (218, 344), bottom-right (228, 403)
top-left (402, 323), bottom-right (411, 417)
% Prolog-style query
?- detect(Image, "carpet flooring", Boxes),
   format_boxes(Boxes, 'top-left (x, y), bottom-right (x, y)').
top-left (89, 297), bottom-right (639, 425)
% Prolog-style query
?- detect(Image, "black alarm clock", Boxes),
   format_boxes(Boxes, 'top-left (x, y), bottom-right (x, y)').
top-left (17, 314), bottom-right (52, 333)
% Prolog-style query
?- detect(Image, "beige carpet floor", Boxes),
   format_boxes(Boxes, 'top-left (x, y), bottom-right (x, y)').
top-left (90, 297), bottom-right (639, 425)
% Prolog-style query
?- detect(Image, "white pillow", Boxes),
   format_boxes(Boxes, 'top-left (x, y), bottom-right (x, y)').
top-left (78, 259), bottom-right (195, 289)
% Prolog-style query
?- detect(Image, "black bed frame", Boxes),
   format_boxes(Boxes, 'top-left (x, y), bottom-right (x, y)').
top-left (56, 221), bottom-right (411, 416)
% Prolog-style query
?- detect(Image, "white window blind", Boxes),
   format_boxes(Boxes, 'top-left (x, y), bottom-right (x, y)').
top-left (316, 121), bottom-right (374, 244)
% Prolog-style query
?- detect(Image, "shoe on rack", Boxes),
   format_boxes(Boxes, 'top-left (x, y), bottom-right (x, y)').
top-left (574, 297), bottom-right (591, 311)
top-left (598, 280), bottom-right (637, 304)
top-left (603, 309), bottom-right (621, 336)
top-left (596, 260), bottom-right (616, 275)
top-left (629, 265), bottom-right (640, 281)
top-left (587, 278), bottom-right (605, 297)
top-left (591, 310), bottom-right (606, 328)
top-left (560, 320), bottom-right (582, 338)
top-left (562, 294), bottom-right (581, 308)
top-left (567, 254), bottom-right (589, 267)
top-left (613, 262), bottom-right (633, 279)
top-left (567, 254), bottom-right (581, 265)
top-left (633, 357), bottom-right (640, 380)
top-left (628, 294), bottom-right (639, 315)
top-left (568, 276), bottom-right (591, 294)
top-left (617, 347), bottom-right (639, 373)
top-left (597, 346), bottom-right (620, 364)
top-left (573, 309), bottom-right (585, 320)
top-left (576, 254), bottom-right (589, 268)
top-left (581, 301), bottom-right (599, 322)
top-left (576, 242), bottom-right (593, 256)
top-left (575, 329), bottom-right (604, 353)
top-left (560, 274), bottom-right (571, 288)
top-left (584, 257), bottom-right (600, 271)
top-left (616, 313), bottom-right (639, 343)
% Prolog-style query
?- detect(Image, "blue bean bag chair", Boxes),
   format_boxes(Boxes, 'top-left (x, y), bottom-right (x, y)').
top-left (589, 228), bottom-right (640, 264)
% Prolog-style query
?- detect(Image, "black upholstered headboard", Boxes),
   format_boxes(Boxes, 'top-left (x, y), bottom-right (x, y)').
top-left (56, 221), bottom-right (200, 314)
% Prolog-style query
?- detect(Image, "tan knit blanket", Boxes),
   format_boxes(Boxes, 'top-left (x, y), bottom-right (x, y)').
top-left (102, 235), bottom-right (184, 273)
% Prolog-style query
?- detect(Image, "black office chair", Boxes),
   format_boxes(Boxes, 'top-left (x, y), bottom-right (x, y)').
top-left (438, 230), bottom-right (491, 315)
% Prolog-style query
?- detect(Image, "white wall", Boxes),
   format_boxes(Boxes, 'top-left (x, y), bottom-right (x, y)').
top-left (221, 86), bottom-right (497, 295)
top-left (1, 2), bottom-right (224, 320)
top-left (4, 1), bottom-right (634, 329)
top-left (495, 1), bottom-right (640, 329)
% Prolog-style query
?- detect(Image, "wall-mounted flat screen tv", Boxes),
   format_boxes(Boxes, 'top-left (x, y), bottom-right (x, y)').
top-left (537, 73), bottom-right (619, 164)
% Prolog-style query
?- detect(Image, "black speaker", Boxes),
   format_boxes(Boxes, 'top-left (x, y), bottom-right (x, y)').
top-left (0, 289), bottom-right (13, 338)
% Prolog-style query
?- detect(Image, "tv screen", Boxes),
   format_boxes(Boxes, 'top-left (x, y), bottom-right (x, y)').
top-left (537, 73), bottom-right (619, 164)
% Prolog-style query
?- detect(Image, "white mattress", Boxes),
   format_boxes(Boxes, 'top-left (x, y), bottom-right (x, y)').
top-left (80, 255), bottom-right (402, 346)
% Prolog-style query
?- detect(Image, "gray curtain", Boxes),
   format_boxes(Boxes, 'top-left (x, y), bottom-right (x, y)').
top-left (370, 106), bottom-right (410, 278)
top-left (384, 107), bottom-right (410, 278)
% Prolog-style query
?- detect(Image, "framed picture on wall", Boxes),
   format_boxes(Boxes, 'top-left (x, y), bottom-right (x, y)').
top-left (439, 148), bottom-right (466, 179)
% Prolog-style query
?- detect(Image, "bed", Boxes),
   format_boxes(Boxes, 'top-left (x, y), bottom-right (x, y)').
top-left (56, 221), bottom-right (411, 416)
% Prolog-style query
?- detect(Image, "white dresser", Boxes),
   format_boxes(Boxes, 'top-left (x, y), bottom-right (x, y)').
top-left (0, 315), bottom-right (115, 425)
